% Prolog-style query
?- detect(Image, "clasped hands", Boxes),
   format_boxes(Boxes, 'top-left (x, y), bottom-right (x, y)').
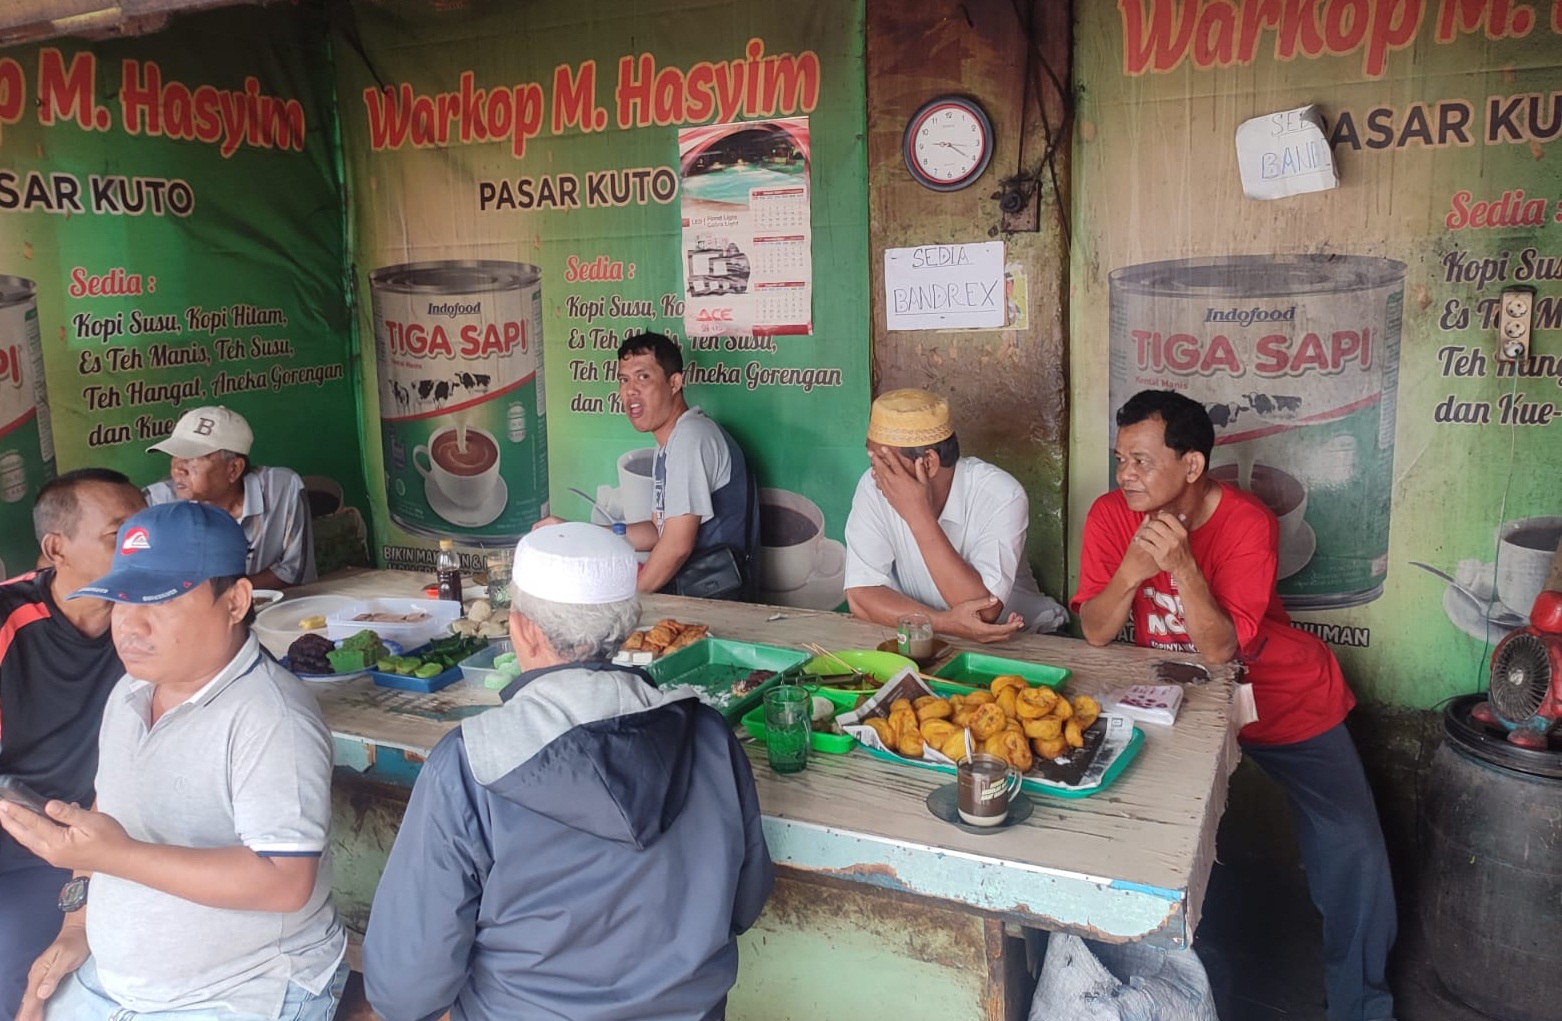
top-left (1123, 511), bottom-right (1198, 582)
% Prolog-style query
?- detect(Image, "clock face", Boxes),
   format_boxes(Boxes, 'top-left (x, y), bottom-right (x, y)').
top-left (904, 98), bottom-right (992, 191)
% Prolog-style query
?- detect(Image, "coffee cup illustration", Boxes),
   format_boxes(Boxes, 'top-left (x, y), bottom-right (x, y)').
top-left (616, 447), bottom-right (656, 523)
top-left (414, 425), bottom-right (502, 509)
top-left (759, 488), bottom-right (826, 592)
top-left (1210, 462), bottom-right (1311, 567)
top-left (1495, 516), bottom-right (1562, 619)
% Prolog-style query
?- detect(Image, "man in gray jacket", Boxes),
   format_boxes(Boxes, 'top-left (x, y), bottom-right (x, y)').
top-left (363, 522), bottom-right (774, 1021)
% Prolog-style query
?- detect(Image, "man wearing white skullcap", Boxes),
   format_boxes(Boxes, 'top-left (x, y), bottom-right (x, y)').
top-left (363, 523), bottom-right (774, 1021)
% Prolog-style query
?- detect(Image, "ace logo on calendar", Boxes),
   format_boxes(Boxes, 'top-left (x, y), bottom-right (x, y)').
top-left (678, 118), bottom-right (813, 337)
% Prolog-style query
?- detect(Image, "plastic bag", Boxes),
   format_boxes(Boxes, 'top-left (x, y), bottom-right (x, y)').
top-left (1028, 932), bottom-right (1218, 1021)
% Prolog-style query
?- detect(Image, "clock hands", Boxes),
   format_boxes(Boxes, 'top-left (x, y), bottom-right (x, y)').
top-left (934, 140), bottom-right (975, 158)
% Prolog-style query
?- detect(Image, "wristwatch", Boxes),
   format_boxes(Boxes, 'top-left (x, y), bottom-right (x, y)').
top-left (58, 876), bottom-right (89, 913)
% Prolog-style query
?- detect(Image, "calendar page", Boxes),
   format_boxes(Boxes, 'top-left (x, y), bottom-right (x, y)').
top-left (678, 117), bottom-right (814, 337)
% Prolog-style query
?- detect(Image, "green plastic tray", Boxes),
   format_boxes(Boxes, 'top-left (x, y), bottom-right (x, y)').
top-left (741, 687), bottom-right (860, 754)
top-left (644, 638), bottom-right (810, 723)
top-left (929, 651), bottom-right (1070, 691)
top-left (802, 649), bottom-right (917, 696)
top-left (858, 725), bottom-right (1145, 800)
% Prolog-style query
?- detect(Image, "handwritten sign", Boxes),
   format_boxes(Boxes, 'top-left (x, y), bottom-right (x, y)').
top-left (884, 242), bottom-right (1005, 330)
top-left (1236, 105), bottom-right (1338, 200)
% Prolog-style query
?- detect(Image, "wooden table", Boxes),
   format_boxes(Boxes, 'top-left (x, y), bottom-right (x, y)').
top-left (280, 569), bottom-right (1239, 1020)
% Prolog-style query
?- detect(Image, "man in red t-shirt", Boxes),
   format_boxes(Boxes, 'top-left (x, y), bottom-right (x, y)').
top-left (1071, 390), bottom-right (1396, 1021)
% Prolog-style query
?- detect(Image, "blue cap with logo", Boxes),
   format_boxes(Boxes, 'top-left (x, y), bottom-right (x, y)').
top-left (72, 501), bottom-right (250, 604)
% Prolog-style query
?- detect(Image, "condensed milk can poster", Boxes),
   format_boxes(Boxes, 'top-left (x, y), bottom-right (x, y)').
top-left (0, 5), bottom-right (368, 563)
top-left (678, 117), bottom-right (813, 337)
top-left (335, 0), bottom-right (869, 611)
top-left (1073, 0), bottom-right (1562, 707)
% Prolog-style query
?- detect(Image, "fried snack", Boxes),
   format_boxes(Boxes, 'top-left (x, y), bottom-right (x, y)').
top-left (990, 674), bottom-right (1029, 697)
top-left (1024, 717), bottom-right (1063, 741)
top-left (643, 624), bottom-right (677, 650)
top-left (963, 690), bottom-right (995, 707)
top-left (969, 702), bottom-right (1007, 741)
top-left (1015, 687), bottom-right (1051, 719)
top-left (898, 729), bottom-right (926, 759)
top-left (866, 717), bottom-right (897, 746)
top-left (920, 719), bottom-right (958, 745)
top-left (620, 630), bottom-right (647, 651)
top-left (1034, 736), bottom-right (1068, 760)
top-left (947, 693), bottom-right (966, 712)
top-left (1050, 696), bottom-right (1073, 721)
top-left (890, 698), bottom-right (914, 715)
top-left (889, 708), bottom-right (919, 743)
top-left (663, 624), bottom-right (709, 654)
top-left (915, 699), bottom-right (952, 721)
top-left (1072, 695), bottom-right (1101, 729)
top-left (1065, 719), bottom-right (1086, 749)
top-left (951, 707), bottom-right (975, 728)
top-left (653, 619), bottom-right (685, 635)
top-left (992, 730), bottom-right (1033, 772)
top-left (996, 687), bottom-right (1018, 719)
top-left (1004, 718), bottom-right (1025, 737)
top-left (940, 729), bottom-right (973, 760)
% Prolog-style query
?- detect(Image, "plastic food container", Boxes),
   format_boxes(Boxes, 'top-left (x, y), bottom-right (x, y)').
top-left (802, 649), bottom-right (917, 696)
top-left (326, 598), bottom-right (462, 649)
top-left (929, 652), bottom-right (1070, 691)
top-left (644, 639), bottom-right (809, 723)
top-left (457, 641), bottom-right (519, 690)
top-left (742, 687), bottom-right (858, 754)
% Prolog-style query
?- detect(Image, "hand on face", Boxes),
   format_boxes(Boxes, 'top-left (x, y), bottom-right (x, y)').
top-left (0, 799), bottom-right (131, 875)
top-left (1132, 511), bottom-right (1197, 577)
top-left (869, 446), bottom-right (936, 524)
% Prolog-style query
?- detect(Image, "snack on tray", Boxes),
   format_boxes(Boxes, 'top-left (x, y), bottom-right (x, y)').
top-left (298, 615), bottom-right (327, 631)
top-left (855, 674), bottom-right (1105, 773)
top-left (286, 634), bottom-right (335, 674)
top-left (617, 618), bottom-right (708, 659)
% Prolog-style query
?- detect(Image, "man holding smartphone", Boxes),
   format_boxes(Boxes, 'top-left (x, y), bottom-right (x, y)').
top-left (0, 501), bottom-right (345, 1021)
top-left (0, 469), bottom-right (145, 1021)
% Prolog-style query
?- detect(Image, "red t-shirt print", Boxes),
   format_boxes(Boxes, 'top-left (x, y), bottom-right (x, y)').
top-left (1071, 484), bottom-right (1355, 746)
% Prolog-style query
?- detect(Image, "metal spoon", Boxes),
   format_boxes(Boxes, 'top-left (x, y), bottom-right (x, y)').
top-left (1408, 562), bottom-right (1526, 628)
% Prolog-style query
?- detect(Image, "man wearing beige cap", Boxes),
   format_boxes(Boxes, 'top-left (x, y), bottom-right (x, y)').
top-left (144, 406), bottom-right (316, 588)
top-left (844, 389), bottom-right (1065, 642)
top-left (362, 522), bottom-right (773, 1021)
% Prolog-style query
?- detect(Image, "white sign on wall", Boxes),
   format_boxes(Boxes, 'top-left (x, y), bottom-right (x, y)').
top-left (884, 241), bottom-right (1005, 331)
top-left (1235, 105), bottom-right (1338, 200)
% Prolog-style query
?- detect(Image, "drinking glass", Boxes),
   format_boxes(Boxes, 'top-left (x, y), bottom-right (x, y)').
top-left (896, 612), bottom-right (934, 660)
top-left (763, 684), bottom-right (811, 774)
top-left (485, 552), bottom-right (512, 610)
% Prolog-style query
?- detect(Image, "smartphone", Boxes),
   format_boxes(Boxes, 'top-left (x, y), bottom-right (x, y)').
top-left (0, 776), bottom-right (51, 814)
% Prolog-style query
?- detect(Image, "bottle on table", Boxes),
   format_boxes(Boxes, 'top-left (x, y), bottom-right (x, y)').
top-left (437, 539), bottom-right (462, 603)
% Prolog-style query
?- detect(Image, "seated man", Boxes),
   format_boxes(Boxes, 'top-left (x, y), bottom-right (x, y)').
top-left (0, 469), bottom-right (145, 1019)
top-left (0, 501), bottom-right (346, 1021)
top-left (144, 405), bottom-right (316, 588)
top-left (363, 522), bottom-right (774, 1021)
top-left (1071, 389), bottom-right (1395, 1021)
top-left (844, 388), bottom-right (1065, 642)
top-left (540, 332), bottom-right (759, 599)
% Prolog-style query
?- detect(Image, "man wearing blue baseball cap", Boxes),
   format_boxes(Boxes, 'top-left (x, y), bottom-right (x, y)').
top-left (0, 502), bottom-right (346, 1021)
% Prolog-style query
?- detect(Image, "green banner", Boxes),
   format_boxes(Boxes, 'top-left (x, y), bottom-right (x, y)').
top-left (1073, 0), bottom-right (1562, 708)
top-left (0, 5), bottom-right (366, 575)
top-left (335, 0), bottom-right (870, 609)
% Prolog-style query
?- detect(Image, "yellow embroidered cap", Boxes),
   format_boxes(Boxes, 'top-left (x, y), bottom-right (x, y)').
top-left (867, 389), bottom-right (953, 447)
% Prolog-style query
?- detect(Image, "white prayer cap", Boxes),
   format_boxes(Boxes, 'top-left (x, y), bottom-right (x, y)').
top-left (513, 523), bottom-right (637, 604)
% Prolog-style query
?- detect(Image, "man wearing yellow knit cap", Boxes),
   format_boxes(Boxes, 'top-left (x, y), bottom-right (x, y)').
top-left (843, 389), bottom-right (1065, 642)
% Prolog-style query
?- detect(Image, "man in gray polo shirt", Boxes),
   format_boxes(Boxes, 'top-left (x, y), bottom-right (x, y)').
top-left (144, 405), bottom-right (317, 589)
top-left (0, 501), bottom-right (344, 1021)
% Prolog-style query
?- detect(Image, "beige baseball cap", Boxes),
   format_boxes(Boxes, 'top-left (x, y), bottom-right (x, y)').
top-left (867, 388), bottom-right (954, 447)
top-left (148, 406), bottom-right (254, 459)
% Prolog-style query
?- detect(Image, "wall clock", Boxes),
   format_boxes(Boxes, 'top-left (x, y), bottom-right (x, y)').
top-left (902, 95), bottom-right (994, 192)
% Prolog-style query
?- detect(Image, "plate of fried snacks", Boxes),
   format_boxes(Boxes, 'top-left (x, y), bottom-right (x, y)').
top-left (613, 618), bottom-right (711, 665)
top-left (839, 670), bottom-right (1142, 798)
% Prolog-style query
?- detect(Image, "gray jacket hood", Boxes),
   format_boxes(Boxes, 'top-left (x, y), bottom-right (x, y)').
top-left (460, 662), bottom-right (705, 848)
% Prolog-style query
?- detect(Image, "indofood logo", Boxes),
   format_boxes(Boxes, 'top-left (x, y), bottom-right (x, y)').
top-left (427, 301), bottom-right (481, 318)
top-left (1203, 305), bottom-right (1297, 326)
